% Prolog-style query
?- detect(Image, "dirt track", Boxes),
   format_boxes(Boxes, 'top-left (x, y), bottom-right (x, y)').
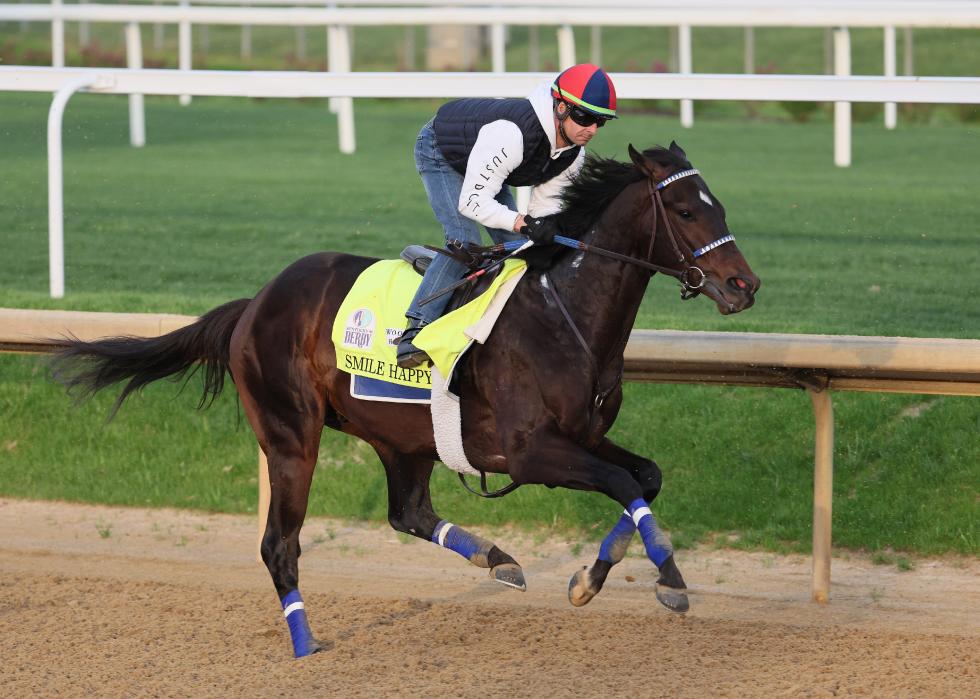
top-left (1, 498), bottom-right (977, 697)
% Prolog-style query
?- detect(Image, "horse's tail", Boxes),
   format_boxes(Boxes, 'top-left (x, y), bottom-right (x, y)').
top-left (52, 298), bottom-right (251, 418)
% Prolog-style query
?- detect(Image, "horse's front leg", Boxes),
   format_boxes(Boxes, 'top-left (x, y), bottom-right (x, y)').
top-left (569, 438), bottom-right (686, 610)
top-left (509, 433), bottom-right (688, 613)
top-left (374, 444), bottom-right (527, 591)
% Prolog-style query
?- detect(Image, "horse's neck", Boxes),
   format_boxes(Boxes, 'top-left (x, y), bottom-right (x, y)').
top-left (548, 183), bottom-right (653, 363)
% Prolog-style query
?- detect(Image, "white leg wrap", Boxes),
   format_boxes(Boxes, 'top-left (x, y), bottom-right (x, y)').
top-left (631, 506), bottom-right (653, 527)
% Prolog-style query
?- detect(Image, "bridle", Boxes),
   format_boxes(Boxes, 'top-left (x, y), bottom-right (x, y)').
top-left (553, 167), bottom-right (735, 300)
top-left (648, 168), bottom-right (735, 299)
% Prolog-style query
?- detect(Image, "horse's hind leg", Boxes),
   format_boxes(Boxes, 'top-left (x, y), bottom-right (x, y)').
top-left (236, 364), bottom-right (328, 658)
top-left (374, 444), bottom-right (526, 591)
top-left (259, 444), bottom-right (327, 657)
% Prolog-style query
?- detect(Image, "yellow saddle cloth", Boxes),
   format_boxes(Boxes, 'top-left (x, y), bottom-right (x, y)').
top-left (332, 258), bottom-right (527, 392)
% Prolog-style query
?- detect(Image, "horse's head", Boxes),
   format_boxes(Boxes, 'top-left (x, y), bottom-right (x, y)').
top-left (628, 143), bottom-right (760, 314)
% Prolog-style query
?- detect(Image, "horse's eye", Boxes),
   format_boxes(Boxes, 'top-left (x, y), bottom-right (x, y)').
top-left (678, 210), bottom-right (692, 219)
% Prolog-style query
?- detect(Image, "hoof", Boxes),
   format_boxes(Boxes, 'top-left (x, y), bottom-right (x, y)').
top-left (295, 638), bottom-right (333, 658)
top-left (567, 567), bottom-right (599, 607)
top-left (490, 562), bottom-right (527, 591)
top-left (655, 583), bottom-right (689, 614)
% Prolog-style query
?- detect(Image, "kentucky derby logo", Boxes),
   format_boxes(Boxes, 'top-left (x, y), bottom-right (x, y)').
top-left (342, 308), bottom-right (375, 349)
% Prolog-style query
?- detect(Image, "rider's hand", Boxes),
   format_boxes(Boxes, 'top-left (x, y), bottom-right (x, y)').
top-left (520, 215), bottom-right (560, 245)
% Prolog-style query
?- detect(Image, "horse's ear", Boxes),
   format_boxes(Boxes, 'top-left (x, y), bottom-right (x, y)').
top-left (668, 140), bottom-right (688, 160)
top-left (628, 144), bottom-right (655, 177)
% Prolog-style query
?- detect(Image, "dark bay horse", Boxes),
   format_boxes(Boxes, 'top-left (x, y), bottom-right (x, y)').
top-left (54, 143), bottom-right (759, 658)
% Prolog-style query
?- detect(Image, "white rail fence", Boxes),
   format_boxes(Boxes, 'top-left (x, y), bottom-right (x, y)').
top-left (2, 307), bottom-right (978, 602)
top-left (4, 2), bottom-right (979, 129)
top-left (3, 65), bottom-right (979, 298)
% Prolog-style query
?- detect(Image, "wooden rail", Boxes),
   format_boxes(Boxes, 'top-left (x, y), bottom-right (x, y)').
top-left (3, 307), bottom-right (978, 603)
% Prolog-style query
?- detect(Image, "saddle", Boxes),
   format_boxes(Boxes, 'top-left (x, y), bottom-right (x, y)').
top-left (399, 243), bottom-right (505, 312)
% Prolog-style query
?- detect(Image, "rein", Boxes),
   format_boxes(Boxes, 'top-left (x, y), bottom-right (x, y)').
top-left (486, 168), bottom-right (735, 299)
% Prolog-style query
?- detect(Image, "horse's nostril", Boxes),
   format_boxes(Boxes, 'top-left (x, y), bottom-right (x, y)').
top-left (727, 275), bottom-right (760, 295)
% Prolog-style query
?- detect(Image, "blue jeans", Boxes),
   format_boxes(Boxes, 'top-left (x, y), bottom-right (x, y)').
top-left (405, 120), bottom-right (522, 325)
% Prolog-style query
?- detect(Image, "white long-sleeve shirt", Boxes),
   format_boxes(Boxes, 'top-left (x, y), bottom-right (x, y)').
top-left (457, 82), bottom-right (586, 232)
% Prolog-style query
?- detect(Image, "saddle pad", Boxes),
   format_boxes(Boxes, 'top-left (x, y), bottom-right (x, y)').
top-left (350, 374), bottom-right (432, 404)
top-left (332, 258), bottom-right (527, 392)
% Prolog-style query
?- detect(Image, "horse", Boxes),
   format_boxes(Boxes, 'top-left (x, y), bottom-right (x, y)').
top-left (53, 142), bottom-right (760, 658)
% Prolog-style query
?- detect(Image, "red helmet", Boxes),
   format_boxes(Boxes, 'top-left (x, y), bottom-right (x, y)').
top-left (551, 63), bottom-right (617, 119)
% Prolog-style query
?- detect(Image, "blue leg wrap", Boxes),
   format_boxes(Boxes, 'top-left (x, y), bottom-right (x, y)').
top-left (628, 498), bottom-right (674, 567)
top-left (431, 520), bottom-right (480, 560)
top-left (281, 589), bottom-right (318, 658)
top-left (598, 511), bottom-right (636, 564)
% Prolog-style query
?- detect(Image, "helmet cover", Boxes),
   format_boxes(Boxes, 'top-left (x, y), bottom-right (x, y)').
top-left (551, 63), bottom-right (617, 118)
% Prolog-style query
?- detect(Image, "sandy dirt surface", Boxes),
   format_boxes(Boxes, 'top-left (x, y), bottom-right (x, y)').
top-left (1, 498), bottom-right (977, 698)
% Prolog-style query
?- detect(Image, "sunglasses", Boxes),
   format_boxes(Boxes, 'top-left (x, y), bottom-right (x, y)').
top-left (566, 104), bottom-right (609, 129)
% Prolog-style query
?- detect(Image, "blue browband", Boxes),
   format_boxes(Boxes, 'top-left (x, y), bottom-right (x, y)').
top-left (655, 168), bottom-right (700, 190)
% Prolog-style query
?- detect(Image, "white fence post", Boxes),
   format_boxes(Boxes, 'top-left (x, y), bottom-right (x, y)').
top-left (329, 25), bottom-right (355, 154)
top-left (179, 0), bottom-right (192, 105)
top-left (79, 2), bottom-right (90, 49)
top-left (125, 23), bottom-right (145, 148)
top-left (528, 25), bottom-right (539, 71)
top-left (327, 24), bottom-right (341, 112)
top-left (491, 22), bottom-right (505, 73)
top-left (51, 0), bottom-right (65, 68)
top-left (400, 27), bottom-right (413, 69)
top-left (590, 25), bottom-right (601, 66)
top-left (884, 25), bottom-right (897, 129)
top-left (679, 24), bottom-right (693, 128)
top-left (557, 24), bottom-right (575, 69)
top-left (154, 1), bottom-right (164, 52)
top-left (48, 74), bottom-right (101, 299)
top-left (833, 27), bottom-right (851, 167)
top-left (402, 27), bottom-right (414, 69)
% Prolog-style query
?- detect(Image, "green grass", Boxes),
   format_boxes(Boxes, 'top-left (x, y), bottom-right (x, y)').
top-left (0, 90), bottom-right (977, 557)
top-left (4, 20), bottom-right (979, 77)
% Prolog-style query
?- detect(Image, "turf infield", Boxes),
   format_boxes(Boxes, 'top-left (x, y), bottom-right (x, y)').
top-left (0, 91), bottom-right (976, 556)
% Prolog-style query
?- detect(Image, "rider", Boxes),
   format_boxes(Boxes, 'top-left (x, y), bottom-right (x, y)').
top-left (396, 63), bottom-right (618, 368)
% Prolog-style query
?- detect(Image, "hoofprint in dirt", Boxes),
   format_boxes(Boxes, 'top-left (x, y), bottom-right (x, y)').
top-left (1, 499), bottom-right (976, 698)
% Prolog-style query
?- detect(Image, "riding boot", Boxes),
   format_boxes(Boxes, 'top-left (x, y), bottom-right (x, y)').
top-left (396, 317), bottom-right (431, 369)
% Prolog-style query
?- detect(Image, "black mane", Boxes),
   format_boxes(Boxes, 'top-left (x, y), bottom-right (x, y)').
top-left (556, 146), bottom-right (691, 237)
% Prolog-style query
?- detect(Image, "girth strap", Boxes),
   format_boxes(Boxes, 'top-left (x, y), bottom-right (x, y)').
top-left (543, 272), bottom-right (620, 422)
top-left (457, 471), bottom-right (521, 499)
top-left (544, 272), bottom-right (597, 377)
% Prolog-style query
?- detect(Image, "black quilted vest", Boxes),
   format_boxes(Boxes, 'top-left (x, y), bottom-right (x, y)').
top-left (433, 98), bottom-right (581, 187)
